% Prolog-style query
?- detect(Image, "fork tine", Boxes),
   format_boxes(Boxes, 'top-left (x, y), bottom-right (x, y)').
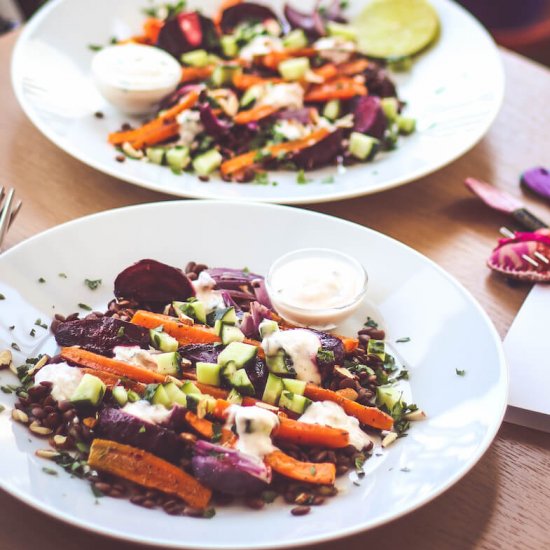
top-left (0, 188), bottom-right (15, 250)
top-left (0, 185), bottom-right (5, 205)
top-left (8, 200), bottom-right (22, 228)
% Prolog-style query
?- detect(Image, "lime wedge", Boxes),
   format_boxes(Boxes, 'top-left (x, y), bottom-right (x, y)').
top-left (353, 0), bottom-right (440, 59)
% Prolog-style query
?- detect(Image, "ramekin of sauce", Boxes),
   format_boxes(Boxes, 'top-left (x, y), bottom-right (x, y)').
top-left (266, 248), bottom-right (368, 329)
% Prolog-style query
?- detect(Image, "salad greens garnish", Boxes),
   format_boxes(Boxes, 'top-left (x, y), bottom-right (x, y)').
top-left (84, 278), bottom-right (102, 290)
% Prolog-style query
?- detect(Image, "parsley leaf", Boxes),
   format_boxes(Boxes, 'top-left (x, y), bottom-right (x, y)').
top-left (456, 368), bottom-right (466, 376)
top-left (395, 337), bottom-right (411, 343)
top-left (58, 273), bottom-right (68, 279)
top-left (84, 279), bottom-right (102, 290)
top-left (364, 316), bottom-right (379, 328)
top-left (296, 169), bottom-right (311, 184)
top-left (38, 277), bottom-right (46, 283)
top-left (78, 303), bottom-right (92, 311)
top-left (0, 293), bottom-right (5, 300)
top-left (42, 467), bottom-right (58, 476)
top-left (35, 319), bottom-right (48, 329)
top-left (10, 343), bottom-right (20, 352)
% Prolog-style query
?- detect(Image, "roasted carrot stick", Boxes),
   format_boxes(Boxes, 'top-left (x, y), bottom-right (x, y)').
top-left (184, 411), bottom-right (236, 445)
top-left (60, 347), bottom-right (167, 384)
top-left (305, 78), bottom-right (367, 102)
top-left (80, 368), bottom-right (146, 394)
top-left (304, 385), bottom-right (394, 430)
top-left (232, 72), bottom-right (283, 90)
top-left (131, 121), bottom-right (180, 149)
top-left (312, 63), bottom-right (339, 81)
top-left (273, 418), bottom-right (349, 448)
top-left (194, 383), bottom-right (230, 399)
top-left (265, 450), bottom-right (335, 485)
top-left (181, 66), bottom-right (214, 83)
top-left (108, 90), bottom-right (199, 146)
top-left (88, 439), bottom-right (212, 509)
top-left (220, 128), bottom-right (330, 177)
top-left (338, 59), bottom-right (369, 76)
top-left (143, 17), bottom-right (164, 43)
top-left (234, 104), bottom-right (279, 124)
top-left (260, 48), bottom-right (317, 71)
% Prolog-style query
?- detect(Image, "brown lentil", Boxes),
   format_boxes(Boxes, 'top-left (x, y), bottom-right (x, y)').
top-left (291, 505), bottom-right (311, 516)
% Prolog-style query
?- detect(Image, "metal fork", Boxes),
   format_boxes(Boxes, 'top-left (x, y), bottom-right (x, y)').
top-left (0, 187), bottom-right (23, 251)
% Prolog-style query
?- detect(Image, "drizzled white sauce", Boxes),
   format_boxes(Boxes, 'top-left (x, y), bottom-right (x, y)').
top-left (313, 37), bottom-right (356, 64)
top-left (227, 405), bottom-right (280, 461)
top-left (257, 83), bottom-right (304, 111)
top-left (239, 35), bottom-right (283, 61)
top-left (34, 362), bottom-right (83, 402)
top-left (92, 43), bottom-right (181, 115)
top-left (176, 109), bottom-right (204, 147)
top-left (122, 400), bottom-right (172, 424)
top-left (262, 329), bottom-right (321, 384)
top-left (113, 346), bottom-right (158, 371)
top-left (299, 401), bottom-right (372, 450)
top-left (192, 271), bottom-right (225, 313)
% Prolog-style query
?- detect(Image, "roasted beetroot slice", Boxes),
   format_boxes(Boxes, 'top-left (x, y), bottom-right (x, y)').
top-left (221, 2), bottom-right (282, 34)
top-left (291, 129), bottom-right (343, 170)
top-left (96, 408), bottom-right (182, 462)
top-left (114, 259), bottom-right (195, 306)
top-left (352, 96), bottom-right (387, 140)
top-left (54, 317), bottom-right (149, 357)
top-left (284, 3), bottom-right (325, 38)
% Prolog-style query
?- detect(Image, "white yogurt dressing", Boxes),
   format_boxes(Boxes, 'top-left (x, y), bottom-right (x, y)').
top-left (192, 271), bottom-right (225, 313)
top-left (92, 43), bottom-right (181, 115)
top-left (262, 329), bottom-right (321, 384)
top-left (176, 109), bottom-right (204, 147)
top-left (313, 37), bottom-right (356, 64)
top-left (34, 362), bottom-right (83, 402)
top-left (113, 346), bottom-right (158, 371)
top-left (239, 35), bottom-right (283, 61)
top-left (268, 254), bottom-right (366, 328)
top-left (299, 401), bottom-right (372, 450)
top-left (257, 82), bottom-right (304, 111)
top-left (122, 400), bottom-right (173, 424)
top-left (227, 405), bottom-right (279, 461)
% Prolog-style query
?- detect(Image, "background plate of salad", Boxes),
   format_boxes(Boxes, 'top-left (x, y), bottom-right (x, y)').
top-left (11, 0), bottom-right (504, 203)
top-left (0, 201), bottom-right (507, 548)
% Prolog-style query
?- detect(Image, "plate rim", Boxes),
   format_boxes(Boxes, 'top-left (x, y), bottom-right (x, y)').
top-left (0, 200), bottom-right (509, 549)
top-left (10, 0), bottom-right (505, 205)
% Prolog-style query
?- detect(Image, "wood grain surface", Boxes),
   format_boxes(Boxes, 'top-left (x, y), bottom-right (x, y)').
top-left (1, 29), bottom-right (549, 550)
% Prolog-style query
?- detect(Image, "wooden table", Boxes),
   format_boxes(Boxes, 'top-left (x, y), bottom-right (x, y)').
top-left (1, 29), bottom-right (549, 550)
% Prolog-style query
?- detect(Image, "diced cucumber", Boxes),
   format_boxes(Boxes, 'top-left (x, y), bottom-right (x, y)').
top-left (173, 300), bottom-right (207, 324)
top-left (278, 391), bottom-right (312, 414)
top-left (180, 380), bottom-right (202, 395)
top-left (227, 388), bottom-right (243, 405)
top-left (323, 99), bottom-right (340, 121)
top-left (154, 352), bottom-right (181, 376)
top-left (145, 384), bottom-right (172, 408)
top-left (218, 342), bottom-right (257, 369)
top-left (196, 361), bottom-right (222, 387)
top-left (150, 327), bottom-right (179, 352)
top-left (279, 56), bottom-right (310, 81)
top-left (146, 146), bottom-right (165, 165)
top-left (220, 361), bottom-right (239, 384)
top-left (349, 132), bottom-right (379, 161)
top-left (186, 393), bottom-right (216, 417)
top-left (215, 307), bottom-right (238, 326)
top-left (377, 385), bottom-right (402, 410)
top-left (112, 385), bottom-right (128, 407)
top-left (211, 64), bottom-right (240, 86)
top-left (397, 115), bottom-right (416, 135)
top-left (282, 29), bottom-right (308, 49)
top-left (240, 85), bottom-right (260, 108)
top-left (181, 49), bottom-right (209, 67)
top-left (70, 374), bottom-right (106, 407)
top-left (208, 54), bottom-right (222, 64)
top-left (326, 21), bottom-right (358, 41)
top-left (220, 324), bottom-right (245, 345)
top-left (166, 146), bottom-right (190, 172)
top-left (163, 382), bottom-right (188, 407)
top-left (192, 149), bottom-right (223, 176)
top-left (230, 369), bottom-right (255, 396)
top-left (259, 319), bottom-right (279, 338)
top-left (127, 389), bottom-right (140, 403)
top-left (262, 373), bottom-right (284, 405)
top-left (266, 349), bottom-right (295, 375)
top-left (282, 378), bottom-right (306, 395)
top-left (221, 35), bottom-right (238, 58)
top-left (380, 97), bottom-right (400, 121)
top-left (367, 339), bottom-right (386, 361)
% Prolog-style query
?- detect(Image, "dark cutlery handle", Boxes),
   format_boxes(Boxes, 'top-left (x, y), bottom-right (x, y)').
top-left (512, 208), bottom-right (548, 231)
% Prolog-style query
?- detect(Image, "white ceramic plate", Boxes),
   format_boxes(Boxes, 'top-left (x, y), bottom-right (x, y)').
top-left (0, 201), bottom-right (507, 548)
top-left (11, 0), bottom-right (504, 204)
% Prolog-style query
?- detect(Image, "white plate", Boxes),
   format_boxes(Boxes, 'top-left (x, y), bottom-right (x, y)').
top-left (11, 0), bottom-right (504, 204)
top-left (0, 201), bottom-right (507, 548)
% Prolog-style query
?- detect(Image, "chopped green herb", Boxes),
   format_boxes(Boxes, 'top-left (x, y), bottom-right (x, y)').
top-left (87, 44), bottom-right (103, 52)
top-left (78, 303), bottom-right (92, 311)
top-left (76, 442), bottom-right (90, 454)
top-left (38, 277), bottom-right (46, 283)
top-left (395, 337), bottom-right (411, 343)
top-left (29, 329), bottom-right (36, 337)
top-left (42, 467), bottom-right (58, 476)
top-left (35, 319), bottom-right (48, 329)
top-left (309, 466), bottom-right (317, 476)
top-left (253, 149), bottom-right (272, 162)
top-left (0, 386), bottom-right (12, 394)
top-left (254, 172), bottom-right (270, 185)
top-left (0, 293), bottom-right (5, 300)
top-left (354, 454), bottom-right (365, 473)
top-left (9, 325), bottom-right (14, 330)
top-left (242, 267), bottom-right (250, 274)
top-left (339, 0), bottom-right (349, 8)
top-left (211, 422), bottom-right (222, 443)
top-left (84, 278), bottom-right (102, 290)
top-left (138, 426), bottom-right (146, 434)
top-left (296, 169), bottom-right (311, 184)
top-left (0, 405), bottom-right (5, 413)
top-left (352, 480), bottom-right (361, 486)
top-left (203, 507), bottom-right (216, 519)
top-left (58, 273), bottom-right (68, 279)
top-left (317, 349), bottom-right (335, 364)
top-left (11, 343), bottom-right (21, 352)
top-left (395, 369), bottom-right (409, 381)
top-left (456, 368), bottom-right (466, 376)
top-left (321, 175), bottom-right (335, 184)
top-left (91, 485), bottom-right (104, 498)
top-left (364, 316), bottom-right (379, 328)
top-left (400, 467), bottom-right (411, 472)
top-left (116, 327), bottom-right (125, 338)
